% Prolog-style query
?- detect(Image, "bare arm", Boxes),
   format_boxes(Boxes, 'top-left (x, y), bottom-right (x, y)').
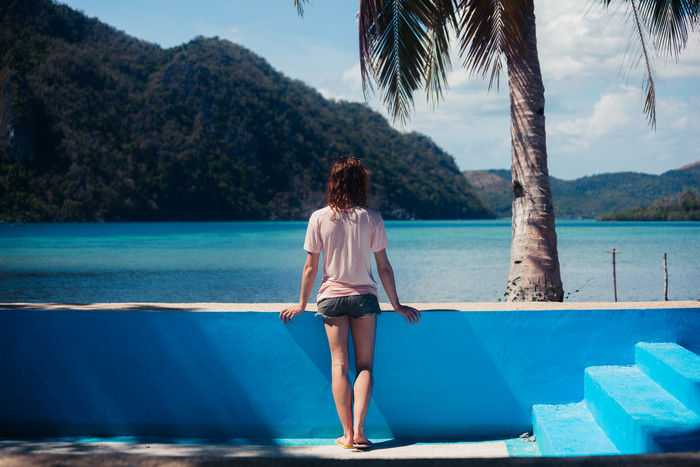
top-left (280, 252), bottom-right (319, 323)
top-left (374, 249), bottom-right (420, 324)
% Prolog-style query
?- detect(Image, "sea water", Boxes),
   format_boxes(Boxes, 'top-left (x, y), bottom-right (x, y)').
top-left (0, 220), bottom-right (697, 303)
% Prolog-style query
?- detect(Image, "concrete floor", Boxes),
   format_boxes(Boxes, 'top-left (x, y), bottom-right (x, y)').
top-left (0, 439), bottom-right (511, 460)
top-left (0, 440), bottom-right (698, 466)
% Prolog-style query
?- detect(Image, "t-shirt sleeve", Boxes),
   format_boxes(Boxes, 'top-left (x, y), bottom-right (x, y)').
top-left (303, 213), bottom-right (322, 253)
top-left (370, 215), bottom-right (388, 252)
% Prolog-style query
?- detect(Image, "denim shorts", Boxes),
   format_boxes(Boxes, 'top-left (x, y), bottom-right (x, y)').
top-left (316, 294), bottom-right (382, 319)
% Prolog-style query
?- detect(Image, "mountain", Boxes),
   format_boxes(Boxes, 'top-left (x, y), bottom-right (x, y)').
top-left (464, 164), bottom-right (700, 218)
top-left (0, 0), bottom-right (492, 222)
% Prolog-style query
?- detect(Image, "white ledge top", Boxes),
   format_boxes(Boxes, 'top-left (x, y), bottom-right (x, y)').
top-left (0, 301), bottom-right (698, 312)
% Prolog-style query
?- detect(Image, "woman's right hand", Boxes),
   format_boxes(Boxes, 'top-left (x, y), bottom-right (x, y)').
top-left (395, 304), bottom-right (420, 324)
top-left (280, 304), bottom-right (305, 323)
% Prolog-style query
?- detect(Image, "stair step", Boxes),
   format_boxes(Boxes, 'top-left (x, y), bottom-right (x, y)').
top-left (585, 365), bottom-right (700, 454)
top-left (636, 342), bottom-right (700, 415)
top-left (533, 401), bottom-right (619, 456)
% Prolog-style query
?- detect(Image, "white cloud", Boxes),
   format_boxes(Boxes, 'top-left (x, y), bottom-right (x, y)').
top-left (551, 86), bottom-right (637, 138)
top-left (587, 88), bottom-right (636, 136)
top-left (536, 0), bottom-right (625, 82)
top-left (659, 99), bottom-right (690, 130)
top-left (536, 0), bottom-right (700, 85)
top-left (312, 62), bottom-right (368, 102)
top-left (341, 62), bottom-right (361, 86)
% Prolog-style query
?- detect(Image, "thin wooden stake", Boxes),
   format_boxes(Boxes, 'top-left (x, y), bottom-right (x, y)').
top-left (663, 253), bottom-right (668, 301)
top-left (607, 249), bottom-right (621, 302)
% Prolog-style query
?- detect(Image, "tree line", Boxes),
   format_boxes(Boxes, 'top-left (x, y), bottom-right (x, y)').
top-left (599, 190), bottom-right (700, 221)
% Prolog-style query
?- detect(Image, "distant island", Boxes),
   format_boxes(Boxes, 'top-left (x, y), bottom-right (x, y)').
top-left (464, 162), bottom-right (700, 219)
top-left (0, 0), bottom-right (491, 222)
top-left (598, 190), bottom-right (700, 221)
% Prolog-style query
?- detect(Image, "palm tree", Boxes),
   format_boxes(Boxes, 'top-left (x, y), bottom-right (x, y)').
top-left (295, 0), bottom-right (699, 301)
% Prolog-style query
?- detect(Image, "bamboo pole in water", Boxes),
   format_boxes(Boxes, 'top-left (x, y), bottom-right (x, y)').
top-left (663, 253), bottom-right (668, 301)
top-left (607, 249), bottom-right (620, 302)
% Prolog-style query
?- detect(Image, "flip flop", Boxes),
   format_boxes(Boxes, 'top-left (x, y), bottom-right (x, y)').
top-left (335, 439), bottom-right (354, 449)
top-left (353, 441), bottom-right (373, 449)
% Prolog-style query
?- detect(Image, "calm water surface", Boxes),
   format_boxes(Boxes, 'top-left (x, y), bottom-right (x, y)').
top-left (0, 220), bottom-right (697, 303)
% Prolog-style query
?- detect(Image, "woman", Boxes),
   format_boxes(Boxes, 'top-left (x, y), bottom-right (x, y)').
top-left (280, 156), bottom-right (420, 449)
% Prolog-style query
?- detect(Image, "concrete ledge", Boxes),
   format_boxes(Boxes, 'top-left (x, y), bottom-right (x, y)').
top-left (2, 301), bottom-right (699, 312)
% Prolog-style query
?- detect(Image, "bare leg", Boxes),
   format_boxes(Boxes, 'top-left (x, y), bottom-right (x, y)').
top-left (350, 314), bottom-right (376, 445)
top-left (324, 316), bottom-right (353, 447)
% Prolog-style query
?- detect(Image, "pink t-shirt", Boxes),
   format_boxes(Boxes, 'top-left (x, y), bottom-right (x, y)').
top-left (304, 206), bottom-right (388, 303)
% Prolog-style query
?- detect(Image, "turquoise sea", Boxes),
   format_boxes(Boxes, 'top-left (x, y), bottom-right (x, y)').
top-left (0, 220), bottom-right (698, 303)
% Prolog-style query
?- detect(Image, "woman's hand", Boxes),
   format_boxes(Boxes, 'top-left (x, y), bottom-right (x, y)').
top-left (395, 304), bottom-right (420, 324)
top-left (280, 304), bottom-right (305, 323)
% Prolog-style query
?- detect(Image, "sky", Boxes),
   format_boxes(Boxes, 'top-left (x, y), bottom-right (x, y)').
top-left (59, 0), bottom-right (700, 180)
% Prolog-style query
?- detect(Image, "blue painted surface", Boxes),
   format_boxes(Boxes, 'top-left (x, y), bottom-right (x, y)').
top-left (1, 306), bottom-right (699, 442)
top-left (585, 365), bottom-right (700, 454)
top-left (533, 402), bottom-right (619, 456)
top-left (636, 342), bottom-right (700, 415)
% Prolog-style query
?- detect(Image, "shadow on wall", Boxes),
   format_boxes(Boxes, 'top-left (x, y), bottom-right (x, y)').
top-left (0, 310), bottom-right (279, 444)
top-left (286, 310), bottom-right (526, 440)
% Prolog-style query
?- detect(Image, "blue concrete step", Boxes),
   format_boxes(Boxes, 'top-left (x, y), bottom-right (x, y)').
top-left (585, 365), bottom-right (700, 454)
top-left (533, 401), bottom-right (619, 456)
top-left (636, 342), bottom-right (700, 415)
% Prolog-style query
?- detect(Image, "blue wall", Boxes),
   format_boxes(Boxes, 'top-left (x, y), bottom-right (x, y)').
top-left (1, 306), bottom-right (699, 441)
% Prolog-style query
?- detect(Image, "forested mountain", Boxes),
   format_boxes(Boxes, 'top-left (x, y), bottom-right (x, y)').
top-left (464, 163), bottom-right (700, 218)
top-left (0, 0), bottom-right (492, 222)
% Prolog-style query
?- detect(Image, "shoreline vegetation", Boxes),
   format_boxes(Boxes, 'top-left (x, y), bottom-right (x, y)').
top-left (598, 190), bottom-right (700, 222)
top-left (464, 165), bottom-right (700, 220)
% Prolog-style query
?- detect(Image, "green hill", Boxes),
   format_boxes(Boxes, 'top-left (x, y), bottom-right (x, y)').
top-left (598, 190), bottom-right (700, 221)
top-left (464, 164), bottom-right (700, 219)
top-left (0, 0), bottom-right (492, 221)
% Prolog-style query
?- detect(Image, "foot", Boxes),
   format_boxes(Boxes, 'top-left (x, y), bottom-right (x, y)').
top-left (335, 436), bottom-right (354, 449)
top-left (353, 428), bottom-right (371, 448)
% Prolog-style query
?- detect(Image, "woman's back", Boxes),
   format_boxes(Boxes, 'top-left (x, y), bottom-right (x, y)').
top-left (305, 206), bottom-right (387, 300)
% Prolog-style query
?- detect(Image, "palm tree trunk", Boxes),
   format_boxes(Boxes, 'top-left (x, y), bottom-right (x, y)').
top-left (505, 0), bottom-right (563, 301)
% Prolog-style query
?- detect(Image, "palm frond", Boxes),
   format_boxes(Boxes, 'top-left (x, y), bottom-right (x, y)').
top-left (359, 0), bottom-right (384, 99)
top-left (604, 0), bottom-right (699, 128)
top-left (294, 0), bottom-right (310, 17)
top-left (456, 0), bottom-right (527, 90)
top-left (630, 0), bottom-right (658, 128)
top-left (636, 0), bottom-right (699, 57)
top-left (360, 0), bottom-right (437, 124)
top-left (424, 0), bottom-right (458, 107)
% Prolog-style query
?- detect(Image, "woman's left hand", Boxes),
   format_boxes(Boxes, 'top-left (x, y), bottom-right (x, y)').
top-left (280, 304), bottom-right (305, 323)
top-left (395, 304), bottom-right (421, 324)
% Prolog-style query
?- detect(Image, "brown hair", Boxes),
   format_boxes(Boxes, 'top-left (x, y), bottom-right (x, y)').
top-left (327, 157), bottom-right (369, 213)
